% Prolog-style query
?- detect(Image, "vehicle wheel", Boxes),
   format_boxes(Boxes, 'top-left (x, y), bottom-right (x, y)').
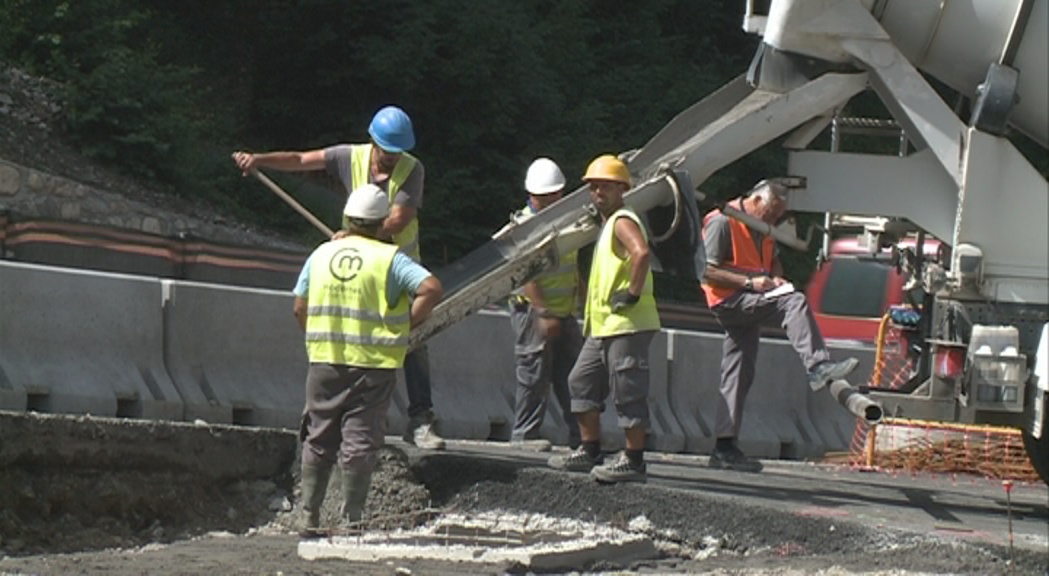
top-left (1022, 387), bottom-right (1049, 486)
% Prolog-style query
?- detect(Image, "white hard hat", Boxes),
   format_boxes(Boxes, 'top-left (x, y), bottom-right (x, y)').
top-left (524, 157), bottom-right (566, 195)
top-left (343, 184), bottom-right (390, 221)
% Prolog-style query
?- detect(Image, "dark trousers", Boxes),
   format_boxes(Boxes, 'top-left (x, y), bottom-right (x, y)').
top-left (403, 344), bottom-right (432, 419)
top-left (511, 306), bottom-right (582, 445)
top-left (300, 363), bottom-right (395, 474)
top-left (710, 291), bottom-right (830, 438)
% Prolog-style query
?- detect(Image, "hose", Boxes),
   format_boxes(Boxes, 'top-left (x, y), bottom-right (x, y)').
top-left (650, 173), bottom-right (683, 243)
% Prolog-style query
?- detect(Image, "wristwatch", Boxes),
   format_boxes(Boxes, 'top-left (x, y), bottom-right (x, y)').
top-left (743, 277), bottom-right (754, 291)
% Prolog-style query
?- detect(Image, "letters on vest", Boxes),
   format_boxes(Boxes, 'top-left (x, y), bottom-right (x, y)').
top-left (304, 236), bottom-right (411, 368)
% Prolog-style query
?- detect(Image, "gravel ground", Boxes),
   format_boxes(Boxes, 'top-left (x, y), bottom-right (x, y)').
top-left (1, 440), bottom-right (1044, 576)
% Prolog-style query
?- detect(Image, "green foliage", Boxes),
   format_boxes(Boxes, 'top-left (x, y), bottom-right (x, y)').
top-left (0, 0), bottom-right (801, 273)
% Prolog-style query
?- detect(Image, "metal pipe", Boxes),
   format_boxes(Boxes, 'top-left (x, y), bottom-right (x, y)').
top-left (828, 379), bottom-right (884, 425)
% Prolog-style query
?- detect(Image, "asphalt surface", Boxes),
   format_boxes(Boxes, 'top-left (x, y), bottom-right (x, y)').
top-left (446, 440), bottom-right (1049, 554)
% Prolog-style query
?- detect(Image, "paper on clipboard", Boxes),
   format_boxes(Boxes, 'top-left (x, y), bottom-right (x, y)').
top-left (763, 282), bottom-right (795, 299)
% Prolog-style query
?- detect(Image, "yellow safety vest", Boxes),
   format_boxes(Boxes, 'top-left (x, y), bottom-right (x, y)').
top-left (512, 205), bottom-right (579, 317)
top-left (584, 208), bottom-right (661, 337)
top-left (304, 235), bottom-right (411, 368)
top-left (350, 144), bottom-right (421, 261)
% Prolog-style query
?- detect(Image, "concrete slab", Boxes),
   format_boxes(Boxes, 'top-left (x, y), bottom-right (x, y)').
top-left (297, 511), bottom-right (657, 570)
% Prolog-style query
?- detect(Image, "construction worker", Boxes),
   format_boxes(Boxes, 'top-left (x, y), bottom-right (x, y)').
top-left (548, 155), bottom-right (660, 484)
top-left (506, 158), bottom-right (583, 452)
top-left (233, 106), bottom-right (446, 451)
top-left (701, 179), bottom-right (858, 472)
top-left (291, 184), bottom-right (442, 537)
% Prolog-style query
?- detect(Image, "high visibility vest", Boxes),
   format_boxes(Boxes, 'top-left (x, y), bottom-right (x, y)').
top-left (584, 208), bottom-right (660, 337)
top-left (304, 235), bottom-right (411, 368)
top-left (700, 198), bottom-right (775, 308)
top-left (511, 205), bottom-right (579, 317)
top-left (349, 144), bottom-right (421, 261)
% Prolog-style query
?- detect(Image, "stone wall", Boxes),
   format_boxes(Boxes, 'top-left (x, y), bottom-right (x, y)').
top-left (0, 158), bottom-right (305, 251)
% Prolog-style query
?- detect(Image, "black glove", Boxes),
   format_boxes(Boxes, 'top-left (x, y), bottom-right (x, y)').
top-left (609, 290), bottom-right (640, 312)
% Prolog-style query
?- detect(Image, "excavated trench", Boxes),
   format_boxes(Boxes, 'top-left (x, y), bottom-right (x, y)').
top-left (1, 412), bottom-right (1044, 575)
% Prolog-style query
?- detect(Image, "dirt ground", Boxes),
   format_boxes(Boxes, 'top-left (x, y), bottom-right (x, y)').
top-left (0, 413), bottom-right (1045, 576)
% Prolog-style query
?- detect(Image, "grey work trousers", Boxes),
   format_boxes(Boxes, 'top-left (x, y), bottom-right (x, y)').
top-left (300, 363), bottom-right (395, 474)
top-left (510, 305), bottom-right (582, 445)
top-left (569, 330), bottom-right (657, 430)
top-left (710, 291), bottom-right (830, 438)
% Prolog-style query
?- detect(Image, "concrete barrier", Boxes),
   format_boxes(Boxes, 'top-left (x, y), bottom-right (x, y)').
top-left (643, 331), bottom-right (686, 453)
top-left (162, 280), bottom-right (307, 429)
top-left (664, 330), bottom-right (727, 455)
top-left (664, 329), bottom-right (878, 458)
top-left (426, 310), bottom-right (517, 441)
top-left (805, 342), bottom-right (878, 454)
top-left (0, 261), bottom-right (181, 420)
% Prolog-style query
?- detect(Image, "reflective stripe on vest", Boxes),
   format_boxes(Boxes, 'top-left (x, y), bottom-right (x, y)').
top-left (304, 236), bottom-right (410, 368)
top-left (584, 208), bottom-right (661, 337)
top-left (350, 144), bottom-right (421, 261)
top-left (700, 198), bottom-right (775, 308)
top-left (510, 205), bottom-right (579, 317)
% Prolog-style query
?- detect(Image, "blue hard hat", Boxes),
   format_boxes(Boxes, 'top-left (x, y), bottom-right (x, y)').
top-left (368, 106), bottom-right (415, 153)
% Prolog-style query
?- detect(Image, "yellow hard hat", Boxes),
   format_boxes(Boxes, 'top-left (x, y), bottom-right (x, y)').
top-left (582, 154), bottom-right (631, 186)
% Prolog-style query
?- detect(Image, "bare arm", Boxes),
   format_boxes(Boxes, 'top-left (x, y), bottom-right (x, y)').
top-left (381, 204), bottom-right (417, 238)
top-left (410, 276), bottom-right (443, 328)
top-left (613, 217), bottom-right (651, 297)
top-left (703, 263), bottom-right (750, 290)
top-left (233, 150), bottom-right (327, 174)
top-left (522, 281), bottom-right (547, 311)
top-left (293, 297), bottom-right (308, 331)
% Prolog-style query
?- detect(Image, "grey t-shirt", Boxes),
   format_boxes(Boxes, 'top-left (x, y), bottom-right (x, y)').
top-left (323, 144), bottom-right (425, 208)
top-left (704, 212), bottom-right (777, 266)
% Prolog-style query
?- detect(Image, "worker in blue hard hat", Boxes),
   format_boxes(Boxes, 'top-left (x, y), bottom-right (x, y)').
top-left (233, 105), bottom-right (447, 452)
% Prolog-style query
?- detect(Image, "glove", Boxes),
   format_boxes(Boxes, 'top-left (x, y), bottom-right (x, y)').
top-left (609, 290), bottom-right (640, 312)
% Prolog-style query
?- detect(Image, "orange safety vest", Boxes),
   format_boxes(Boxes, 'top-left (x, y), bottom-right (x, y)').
top-left (700, 198), bottom-right (775, 308)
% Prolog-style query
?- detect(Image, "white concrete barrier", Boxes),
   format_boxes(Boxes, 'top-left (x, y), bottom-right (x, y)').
top-left (162, 281), bottom-right (306, 429)
top-left (0, 261), bottom-right (181, 420)
top-left (427, 311), bottom-right (518, 441)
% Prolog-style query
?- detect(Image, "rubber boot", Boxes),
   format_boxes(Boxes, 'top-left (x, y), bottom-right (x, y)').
top-left (298, 462), bottom-right (333, 538)
top-left (339, 470), bottom-right (373, 530)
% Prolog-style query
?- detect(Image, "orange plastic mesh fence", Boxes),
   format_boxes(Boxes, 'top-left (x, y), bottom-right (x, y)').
top-left (830, 417), bottom-right (1039, 482)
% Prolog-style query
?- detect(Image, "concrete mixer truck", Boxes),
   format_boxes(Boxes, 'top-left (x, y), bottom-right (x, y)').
top-left (417, 0), bottom-right (1048, 481)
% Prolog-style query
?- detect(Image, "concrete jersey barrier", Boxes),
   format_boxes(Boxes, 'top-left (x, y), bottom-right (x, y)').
top-left (162, 280), bottom-right (307, 429)
top-left (0, 261), bottom-right (180, 420)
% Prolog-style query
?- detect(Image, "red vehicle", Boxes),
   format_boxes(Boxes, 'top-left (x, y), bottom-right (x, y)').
top-left (806, 236), bottom-right (941, 344)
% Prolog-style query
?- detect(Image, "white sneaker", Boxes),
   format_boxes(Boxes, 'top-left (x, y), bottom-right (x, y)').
top-left (403, 413), bottom-right (446, 450)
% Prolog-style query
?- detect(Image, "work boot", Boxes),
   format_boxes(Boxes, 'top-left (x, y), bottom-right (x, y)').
top-left (547, 445), bottom-right (603, 473)
top-left (298, 462), bottom-right (334, 538)
top-left (403, 410), bottom-right (446, 450)
top-left (509, 438), bottom-right (553, 452)
top-left (339, 470), bottom-right (373, 530)
top-left (807, 357), bottom-right (860, 391)
top-left (708, 445), bottom-right (763, 473)
top-left (591, 452), bottom-right (647, 484)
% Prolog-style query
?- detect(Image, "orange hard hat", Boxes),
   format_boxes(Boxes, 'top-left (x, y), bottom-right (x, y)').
top-left (582, 154), bottom-right (631, 186)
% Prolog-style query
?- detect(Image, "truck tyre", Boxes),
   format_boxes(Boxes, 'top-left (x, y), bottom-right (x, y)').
top-left (1022, 386), bottom-right (1049, 485)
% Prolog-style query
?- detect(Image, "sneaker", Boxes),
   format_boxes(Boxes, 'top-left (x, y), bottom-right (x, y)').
top-left (807, 357), bottom-right (860, 391)
top-left (548, 446), bottom-right (603, 472)
top-left (591, 452), bottom-right (647, 484)
top-left (509, 438), bottom-right (553, 452)
top-left (708, 445), bottom-right (763, 473)
top-left (403, 412), bottom-right (446, 450)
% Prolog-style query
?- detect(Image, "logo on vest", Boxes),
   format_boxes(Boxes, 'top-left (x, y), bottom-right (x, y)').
top-left (329, 247), bottom-right (365, 282)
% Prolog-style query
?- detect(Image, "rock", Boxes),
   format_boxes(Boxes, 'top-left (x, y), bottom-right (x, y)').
top-left (0, 163), bottom-right (19, 195)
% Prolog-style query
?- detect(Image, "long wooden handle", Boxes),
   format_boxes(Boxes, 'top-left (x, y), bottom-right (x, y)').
top-left (248, 168), bottom-right (335, 237)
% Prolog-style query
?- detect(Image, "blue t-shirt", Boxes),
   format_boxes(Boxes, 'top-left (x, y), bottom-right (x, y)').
top-left (293, 250), bottom-right (431, 306)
